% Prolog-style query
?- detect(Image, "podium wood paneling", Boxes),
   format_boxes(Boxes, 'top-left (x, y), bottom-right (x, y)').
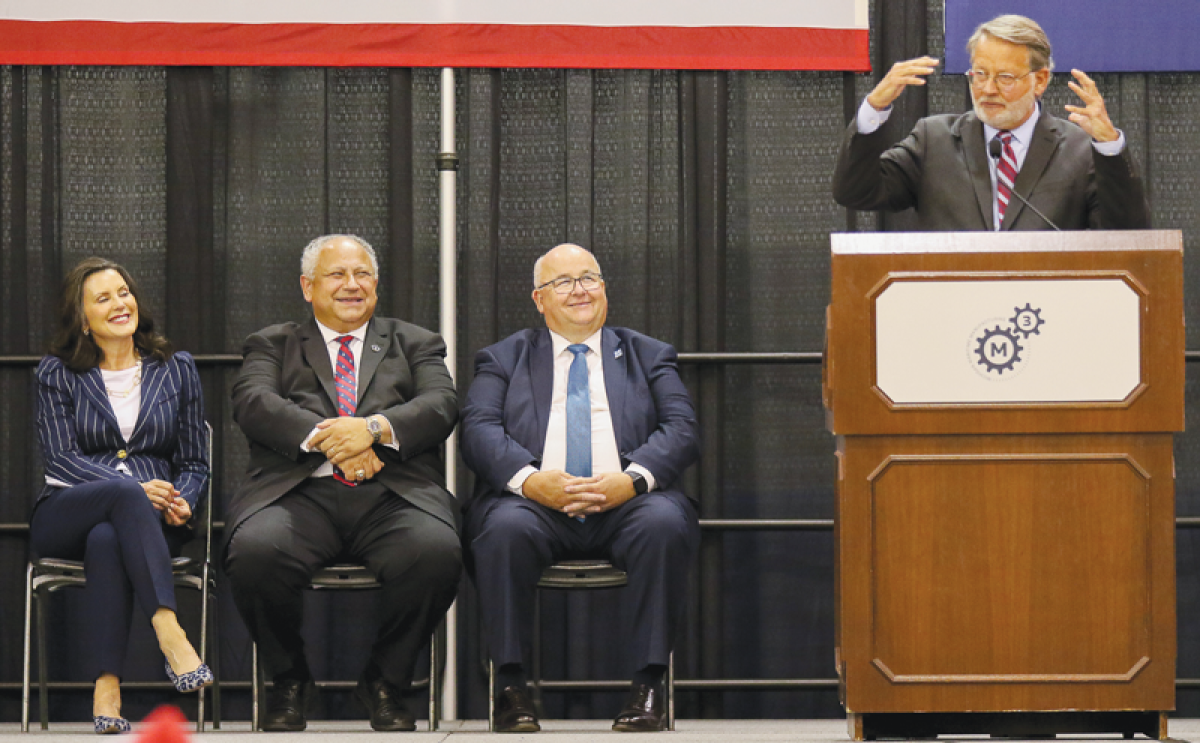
top-left (837, 433), bottom-right (1175, 712)
top-left (828, 231), bottom-right (1183, 739)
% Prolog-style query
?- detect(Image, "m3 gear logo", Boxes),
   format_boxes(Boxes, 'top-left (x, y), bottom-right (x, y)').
top-left (969, 305), bottom-right (1046, 379)
top-left (1009, 303), bottom-right (1045, 338)
top-left (975, 326), bottom-right (1023, 374)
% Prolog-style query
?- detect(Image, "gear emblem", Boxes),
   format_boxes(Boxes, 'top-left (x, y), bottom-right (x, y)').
top-left (975, 325), bottom-right (1023, 375)
top-left (1009, 303), bottom-right (1045, 338)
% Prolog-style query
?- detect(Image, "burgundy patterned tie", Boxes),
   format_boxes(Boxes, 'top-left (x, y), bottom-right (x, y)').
top-left (995, 131), bottom-right (1019, 227)
top-left (332, 335), bottom-right (357, 487)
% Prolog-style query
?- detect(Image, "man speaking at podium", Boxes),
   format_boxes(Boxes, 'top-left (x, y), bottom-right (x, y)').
top-left (832, 14), bottom-right (1150, 231)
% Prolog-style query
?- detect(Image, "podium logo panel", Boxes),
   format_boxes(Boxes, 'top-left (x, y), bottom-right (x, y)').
top-left (875, 279), bottom-right (1139, 404)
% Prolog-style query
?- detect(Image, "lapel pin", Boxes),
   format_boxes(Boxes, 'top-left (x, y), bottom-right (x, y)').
top-left (371, 344), bottom-right (382, 352)
top-left (614, 348), bottom-right (623, 359)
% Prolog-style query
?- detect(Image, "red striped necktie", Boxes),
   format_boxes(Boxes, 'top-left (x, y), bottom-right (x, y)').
top-left (995, 131), bottom-right (1019, 227)
top-left (332, 334), bottom-right (357, 487)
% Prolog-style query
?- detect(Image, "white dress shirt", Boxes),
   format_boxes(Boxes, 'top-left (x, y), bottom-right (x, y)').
top-left (302, 319), bottom-right (398, 478)
top-left (507, 329), bottom-right (656, 496)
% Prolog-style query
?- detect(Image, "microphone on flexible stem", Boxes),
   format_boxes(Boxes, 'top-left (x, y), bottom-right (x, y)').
top-left (988, 137), bottom-right (1061, 231)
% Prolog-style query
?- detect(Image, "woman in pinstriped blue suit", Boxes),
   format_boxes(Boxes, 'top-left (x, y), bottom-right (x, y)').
top-left (32, 258), bottom-right (213, 734)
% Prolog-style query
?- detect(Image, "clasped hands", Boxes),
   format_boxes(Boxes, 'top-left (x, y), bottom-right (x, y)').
top-left (309, 417), bottom-right (384, 482)
top-left (522, 470), bottom-right (638, 517)
top-left (141, 479), bottom-right (191, 526)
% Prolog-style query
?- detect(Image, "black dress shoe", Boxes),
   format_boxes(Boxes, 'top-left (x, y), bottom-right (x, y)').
top-left (612, 682), bottom-right (666, 732)
top-left (262, 678), bottom-right (315, 732)
top-left (355, 674), bottom-right (416, 732)
top-left (494, 684), bottom-right (541, 733)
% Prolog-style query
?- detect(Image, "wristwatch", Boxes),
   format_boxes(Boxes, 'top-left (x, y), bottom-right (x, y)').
top-left (366, 416), bottom-right (383, 445)
top-left (626, 470), bottom-right (649, 496)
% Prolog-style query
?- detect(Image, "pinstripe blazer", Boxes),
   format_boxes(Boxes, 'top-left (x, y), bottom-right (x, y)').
top-left (34, 351), bottom-right (209, 510)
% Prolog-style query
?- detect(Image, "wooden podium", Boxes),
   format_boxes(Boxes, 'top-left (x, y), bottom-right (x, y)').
top-left (825, 231), bottom-right (1184, 740)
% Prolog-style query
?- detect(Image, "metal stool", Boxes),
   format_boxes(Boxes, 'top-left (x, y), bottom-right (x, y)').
top-left (251, 563), bottom-right (442, 731)
top-left (487, 559), bottom-right (675, 730)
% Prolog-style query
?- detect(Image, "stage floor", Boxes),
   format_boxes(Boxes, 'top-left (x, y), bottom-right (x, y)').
top-left (3, 719), bottom-right (1197, 742)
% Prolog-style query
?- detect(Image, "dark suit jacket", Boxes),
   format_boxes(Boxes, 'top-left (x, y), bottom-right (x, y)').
top-left (831, 108), bottom-right (1150, 230)
top-left (459, 326), bottom-right (700, 509)
top-left (34, 351), bottom-right (209, 509)
top-left (225, 316), bottom-right (458, 543)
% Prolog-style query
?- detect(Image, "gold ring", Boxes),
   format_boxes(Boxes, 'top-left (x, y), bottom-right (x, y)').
top-left (356, 469), bottom-right (366, 480)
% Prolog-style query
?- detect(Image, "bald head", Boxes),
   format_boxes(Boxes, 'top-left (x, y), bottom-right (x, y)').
top-left (532, 244), bottom-right (601, 288)
top-left (531, 243), bottom-right (608, 342)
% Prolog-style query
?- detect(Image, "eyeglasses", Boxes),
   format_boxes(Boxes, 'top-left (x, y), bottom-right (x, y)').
top-left (967, 69), bottom-right (1034, 91)
top-left (536, 273), bottom-right (604, 295)
top-left (322, 269), bottom-right (377, 284)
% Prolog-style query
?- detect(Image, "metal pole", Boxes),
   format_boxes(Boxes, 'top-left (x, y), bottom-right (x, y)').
top-left (437, 66), bottom-right (459, 723)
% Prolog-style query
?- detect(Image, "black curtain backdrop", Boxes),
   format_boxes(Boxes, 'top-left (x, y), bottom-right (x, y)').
top-left (2, 0), bottom-right (1199, 724)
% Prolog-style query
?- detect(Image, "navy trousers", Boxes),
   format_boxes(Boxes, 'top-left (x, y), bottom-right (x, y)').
top-left (30, 478), bottom-right (187, 681)
top-left (465, 489), bottom-right (699, 674)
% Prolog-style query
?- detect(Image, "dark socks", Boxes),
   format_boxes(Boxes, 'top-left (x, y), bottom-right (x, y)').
top-left (632, 663), bottom-right (666, 690)
top-left (497, 663), bottom-right (527, 691)
top-left (361, 659), bottom-right (383, 685)
top-left (274, 660), bottom-right (312, 686)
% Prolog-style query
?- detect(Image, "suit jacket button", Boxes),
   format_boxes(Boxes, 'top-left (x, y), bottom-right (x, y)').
top-left (117, 450), bottom-right (128, 459)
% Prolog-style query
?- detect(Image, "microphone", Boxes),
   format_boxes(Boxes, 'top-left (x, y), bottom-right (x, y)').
top-left (988, 138), bottom-right (1060, 231)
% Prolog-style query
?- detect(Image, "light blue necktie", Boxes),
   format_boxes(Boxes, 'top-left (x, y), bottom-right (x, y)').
top-left (564, 344), bottom-right (592, 478)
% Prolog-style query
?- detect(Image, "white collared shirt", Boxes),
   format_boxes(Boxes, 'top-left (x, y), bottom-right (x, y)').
top-left (507, 329), bottom-right (656, 496)
top-left (302, 319), bottom-right (397, 478)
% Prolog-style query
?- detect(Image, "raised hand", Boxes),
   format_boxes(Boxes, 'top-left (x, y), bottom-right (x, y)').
top-left (1065, 69), bottom-right (1118, 143)
top-left (867, 56), bottom-right (940, 111)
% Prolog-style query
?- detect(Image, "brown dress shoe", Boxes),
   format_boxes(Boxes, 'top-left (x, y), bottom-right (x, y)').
top-left (612, 682), bottom-right (666, 732)
top-left (494, 684), bottom-right (541, 733)
top-left (355, 674), bottom-right (417, 732)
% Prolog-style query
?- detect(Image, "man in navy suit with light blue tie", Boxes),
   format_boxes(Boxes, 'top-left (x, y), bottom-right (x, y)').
top-left (461, 243), bottom-right (700, 733)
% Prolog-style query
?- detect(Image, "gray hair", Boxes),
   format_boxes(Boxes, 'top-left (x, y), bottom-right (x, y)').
top-left (967, 14), bottom-right (1054, 73)
top-left (532, 244), bottom-right (602, 288)
top-left (300, 234), bottom-right (379, 280)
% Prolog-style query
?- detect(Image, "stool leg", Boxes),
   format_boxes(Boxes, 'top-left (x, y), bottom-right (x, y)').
top-left (209, 590), bottom-right (221, 729)
top-left (197, 576), bottom-right (208, 732)
top-left (251, 641), bottom-right (260, 731)
top-left (531, 588), bottom-right (543, 713)
top-left (37, 587), bottom-right (49, 730)
top-left (488, 659), bottom-right (495, 732)
top-left (21, 565), bottom-right (33, 733)
top-left (429, 627), bottom-right (440, 732)
top-left (667, 649), bottom-right (675, 731)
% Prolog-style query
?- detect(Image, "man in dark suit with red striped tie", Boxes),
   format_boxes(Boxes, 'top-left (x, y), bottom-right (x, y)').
top-left (832, 14), bottom-right (1150, 231)
top-left (224, 234), bottom-right (461, 732)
